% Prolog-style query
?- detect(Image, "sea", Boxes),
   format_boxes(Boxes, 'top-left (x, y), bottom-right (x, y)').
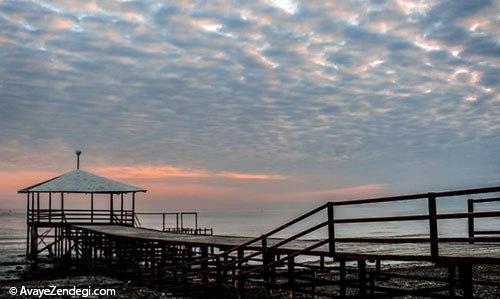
top-left (1, 196), bottom-right (499, 280)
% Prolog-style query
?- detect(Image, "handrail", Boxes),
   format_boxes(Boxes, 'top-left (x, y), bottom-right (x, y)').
top-left (184, 238), bottom-right (331, 286)
top-left (332, 211), bottom-right (500, 224)
top-left (163, 202), bottom-right (331, 272)
top-left (223, 186), bottom-right (500, 260)
top-left (164, 185), bottom-right (500, 288)
top-left (134, 211), bottom-right (214, 235)
top-left (468, 197), bottom-right (500, 243)
top-left (235, 239), bottom-right (330, 280)
top-left (27, 209), bottom-right (134, 226)
top-left (224, 202), bottom-right (329, 254)
top-left (34, 209), bottom-right (134, 212)
top-left (334, 236), bottom-right (500, 243)
top-left (213, 220), bottom-right (330, 273)
top-left (330, 186), bottom-right (500, 206)
top-left (470, 197), bottom-right (500, 204)
top-left (201, 205), bottom-right (331, 281)
top-left (135, 211), bottom-right (192, 231)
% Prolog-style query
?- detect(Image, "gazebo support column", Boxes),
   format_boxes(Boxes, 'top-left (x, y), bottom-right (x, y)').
top-left (25, 193), bottom-right (30, 256)
top-left (48, 193), bottom-right (52, 223)
top-left (29, 192), bottom-right (37, 259)
top-left (91, 194), bottom-right (94, 223)
top-left (60, 193), bottom-right (64, 222)
top-left (120, 194), bottom-right (124, 224)
top-left (132, 193), bottom-right (135, 226)
top-left (36, 193), bottom-right (40, 223)
top-left (110, 194), bottom-right (114, 223)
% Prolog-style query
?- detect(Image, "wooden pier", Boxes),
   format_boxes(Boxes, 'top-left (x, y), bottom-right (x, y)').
top-left (18, 155), bottom-right (500, 298)
top-left (71, 224), bottom-right (500, 263)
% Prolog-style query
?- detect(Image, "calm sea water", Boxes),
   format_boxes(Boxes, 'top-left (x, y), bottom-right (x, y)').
top-left (1, 196), bottom-right (499, 279)
top-left (142, 198), bottom-right (500, 238)
top-left (0, 210), bottom-right (27, 280)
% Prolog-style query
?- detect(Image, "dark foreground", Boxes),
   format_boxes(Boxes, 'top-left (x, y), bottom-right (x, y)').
top-left (1, 262), bottom-right (499, 298)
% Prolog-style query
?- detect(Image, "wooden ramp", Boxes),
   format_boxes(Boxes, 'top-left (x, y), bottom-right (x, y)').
top-left (74, 224), bottom-right (500, 264)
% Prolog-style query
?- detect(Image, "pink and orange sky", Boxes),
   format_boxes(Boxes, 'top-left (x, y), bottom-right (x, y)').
top-left (1, 155), bottom-right (388, 210)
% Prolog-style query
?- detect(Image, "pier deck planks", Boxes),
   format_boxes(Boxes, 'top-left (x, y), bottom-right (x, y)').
top-left (74, 224), bottom-right (500, 264)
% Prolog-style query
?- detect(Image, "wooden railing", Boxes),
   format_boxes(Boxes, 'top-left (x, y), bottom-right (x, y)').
top-left (329, 186), bottom-right (500, 260)
top-left (27, 209), bottom-right (134, 225)
top-left (163, 227), bottom-right (214, 235)
top-left (134, 212), bottom-right (213, 235)
top-left (468, 197), bottom-right (500, 243)
top-left (165, 185), bottom-right (500, 291)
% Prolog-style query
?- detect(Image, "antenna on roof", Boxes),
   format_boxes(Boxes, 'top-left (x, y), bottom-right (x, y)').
top-left (76, 150), bottom-right (82, 169)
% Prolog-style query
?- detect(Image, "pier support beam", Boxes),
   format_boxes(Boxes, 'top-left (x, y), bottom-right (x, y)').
top-left (458, 264), bottom-right (473, 299)
top-left (237, 248), bottom-right (244, 292)
top-left (288, 255), bottom-right (295, 292)
top-left (447, 265), bottom-right (456, 296)
top-left (358, 260), bottom-right (367, 298)
top-left (339, 260), bottom-right (346, 297)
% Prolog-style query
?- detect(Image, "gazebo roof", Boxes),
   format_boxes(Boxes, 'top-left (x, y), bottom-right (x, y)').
top-left (18, 169), bottom-right (147, 194)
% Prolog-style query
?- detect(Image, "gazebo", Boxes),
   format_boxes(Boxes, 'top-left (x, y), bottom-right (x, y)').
top-left (18, 151), bottom-right (146, 259)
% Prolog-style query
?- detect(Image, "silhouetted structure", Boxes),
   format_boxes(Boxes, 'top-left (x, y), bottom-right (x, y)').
top-left (18, 151), bottom-right (146, 259)
top-left (18, 153), bottom-right (500, 298)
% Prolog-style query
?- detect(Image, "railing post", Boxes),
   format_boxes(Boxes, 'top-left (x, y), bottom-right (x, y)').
top-left (26, 193), bottom-right (30, 256)
top-left (358, 259), bottom-right (367, 298)
top-left (201, 246), bottom-right (208, 283)
top-left (467, 199), bottom-right (474, 244)
top-left (223, 252), bottom-right (228, 279)
top-left (31, 193), bottom-right (35, 223)
top-left (176, 213), bottom-right (179, 232)
top-left (162, 213), bottom-right (165, 231)
top-left (132, 192), bottom-right (135, 215)
top-left (288, 255), bottom-right (295, 295)
top-left (269, 249), bottom-right (276, 288)
top-left (237, 248), bottom-right (244, 292)
top-left (132, 193), bottom-right (135, 226)
top-left (48, 193), bottom-right (52, 223)
top-left (109, 194), bottom-right (113, 224)
top-left (180, 213), bottom-right (184, 230)
top-left (447, 265), bottom-right (456, 296)
top-left (427, 193), bottom-right (439, 261)
top-left (327, 202), bottom-right (335, 256)
top-left (60, 193), bottom-right (64, 223)
top-left (339, 260), bottom-right (346, 297)
top-left (90, 193), bottom-right (94, 224)
top-left (458, 264), bottom-right (473, 298)
top-left (216, 255), bottom-right (222, 287)
top-left (262, 235), bottom-right (270, 289)
top-left (120, 193), bottom-right (124, 224)
top-left (36, 192), bottom-right (40, 223)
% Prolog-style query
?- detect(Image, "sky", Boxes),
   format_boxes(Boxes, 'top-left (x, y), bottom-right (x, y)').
top-left (0, 0), bottom-right (499, 211)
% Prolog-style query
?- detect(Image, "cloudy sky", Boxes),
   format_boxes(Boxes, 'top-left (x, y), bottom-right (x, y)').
top-left (0, 0), bottom-right (499, 210)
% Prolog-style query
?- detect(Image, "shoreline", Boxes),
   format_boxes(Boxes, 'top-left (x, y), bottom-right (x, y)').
top-left (1, 258), bottom-right (499, 298)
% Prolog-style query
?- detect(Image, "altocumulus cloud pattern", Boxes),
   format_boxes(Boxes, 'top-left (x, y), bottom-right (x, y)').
top-left (0, 0), bottom-right (499, 196)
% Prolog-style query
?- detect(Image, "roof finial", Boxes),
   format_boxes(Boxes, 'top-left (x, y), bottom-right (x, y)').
top-left (76, 150), bottom-right (82, 169)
